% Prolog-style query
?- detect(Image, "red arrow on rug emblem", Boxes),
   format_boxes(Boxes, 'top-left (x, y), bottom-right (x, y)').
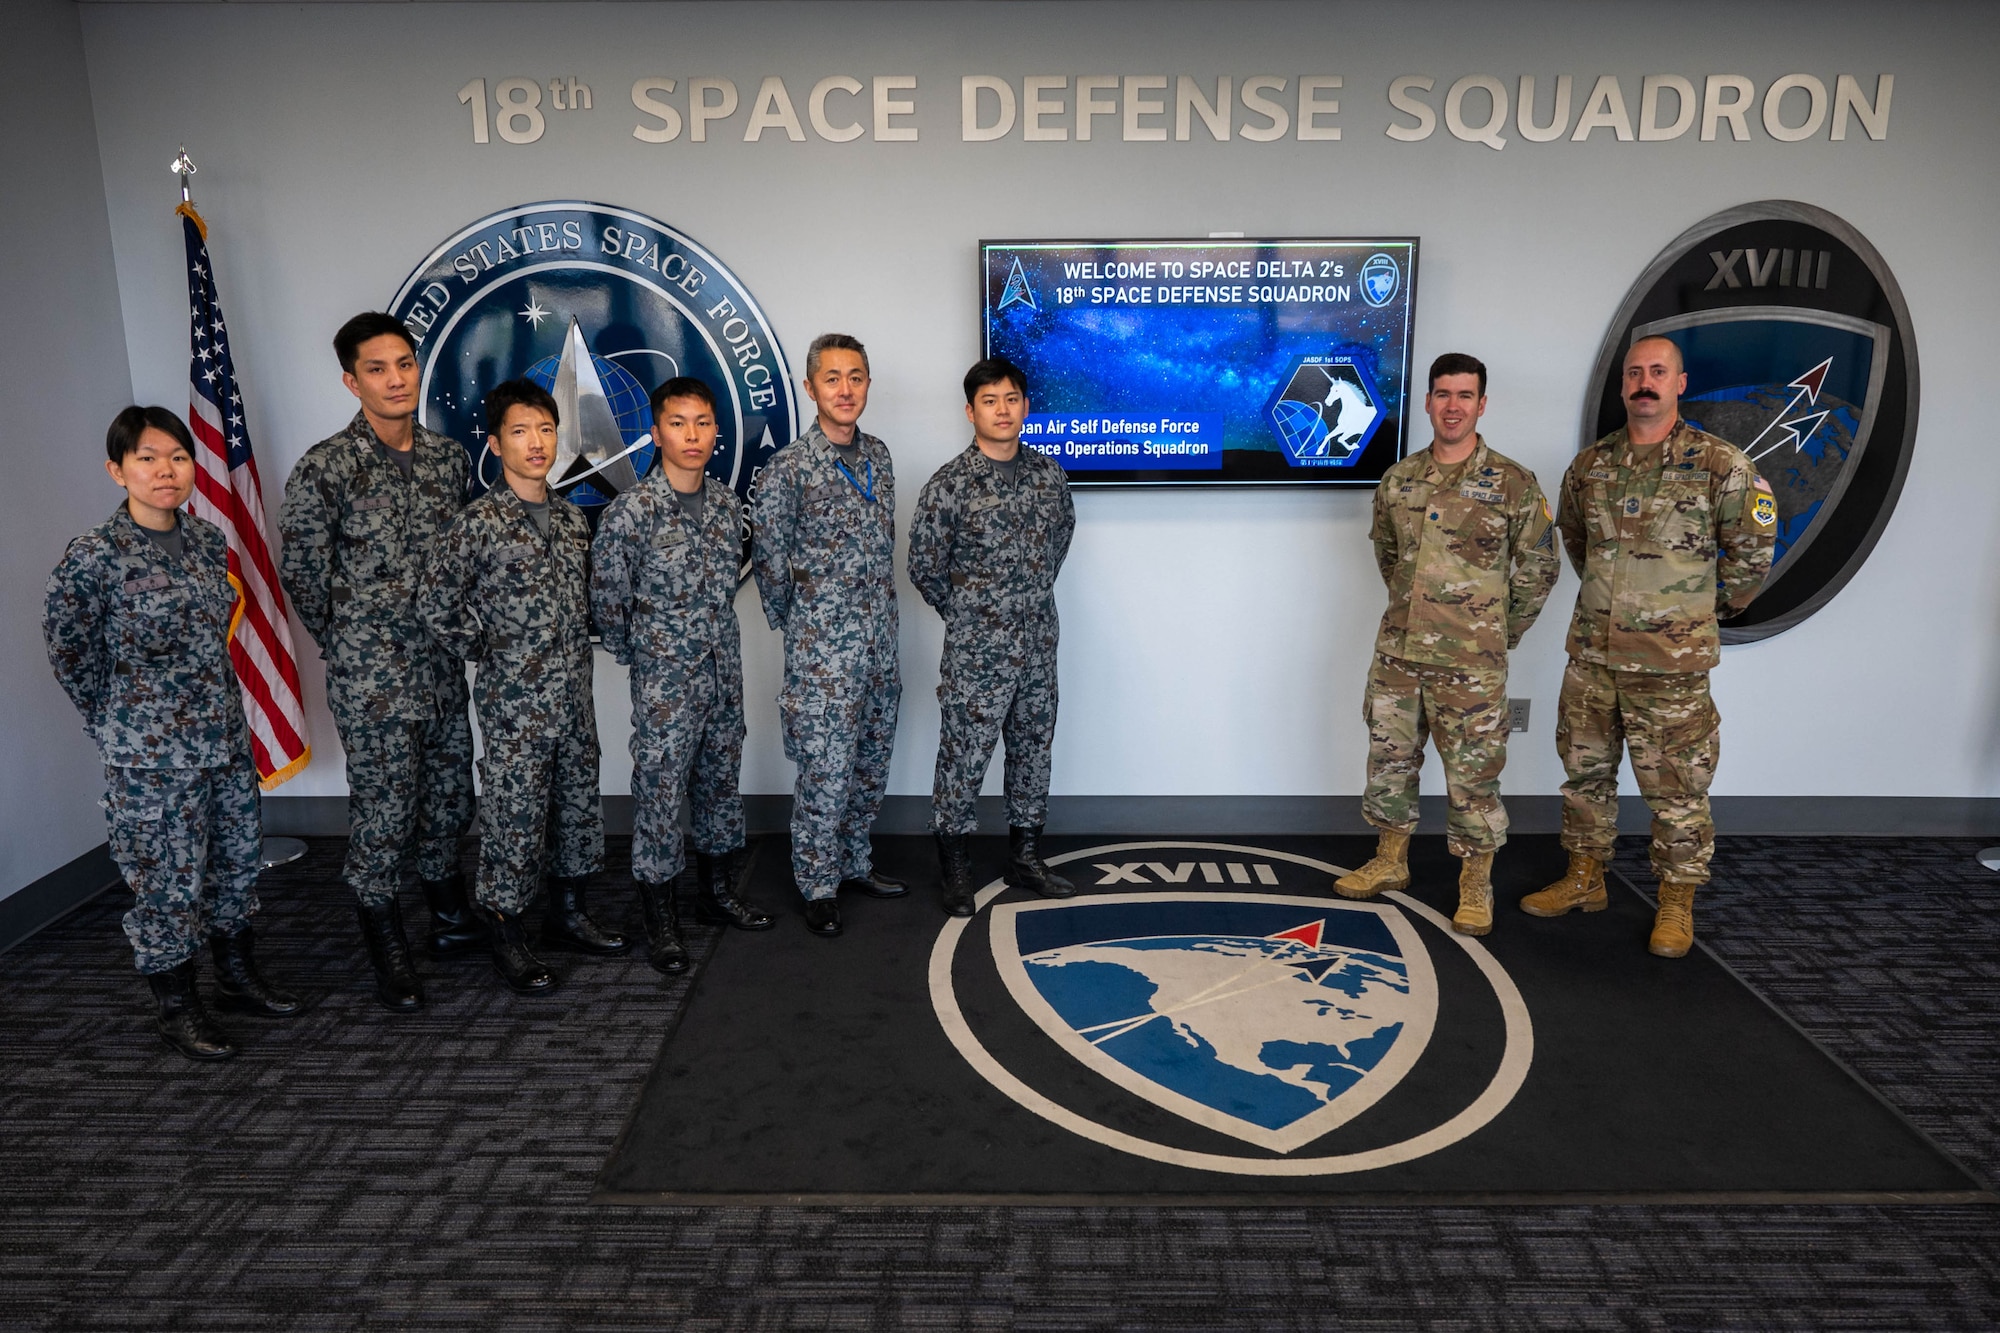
top-left (1269, 921), bottom-right (1324, 950)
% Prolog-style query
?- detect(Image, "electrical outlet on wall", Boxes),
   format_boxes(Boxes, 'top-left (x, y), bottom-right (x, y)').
top-left (1508, 699), bottom-right (1531, 733)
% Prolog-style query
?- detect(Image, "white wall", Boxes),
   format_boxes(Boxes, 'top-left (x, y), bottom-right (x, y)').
top-left (63, 0), bottom-right (2000, 821)
top-left (0, 0), bottom-right (137, 898)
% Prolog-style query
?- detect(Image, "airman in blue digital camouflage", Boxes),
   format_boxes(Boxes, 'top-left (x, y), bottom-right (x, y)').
top-left (592, 376), bottom-right (773, 975)
top-left (1334, 354), bottom-right (1559, 937)
top-left (752, 333), bottom-right (906, 938)
top-left (279, 313), bottom-right (478, 1013)
top-left (418, 379), bottom-right (623, 994)
top-left (909, 357), bottom-right (1077, 917)
top-left (45, 406), bottom-right (300, 1061)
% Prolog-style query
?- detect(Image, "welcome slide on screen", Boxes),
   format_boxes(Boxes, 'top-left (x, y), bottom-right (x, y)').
top-left (982, 239), bottom-right (1418, 488)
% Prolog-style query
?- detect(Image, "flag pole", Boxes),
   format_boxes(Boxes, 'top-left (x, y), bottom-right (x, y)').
top-left (169, 146), bottom-right (309, 871)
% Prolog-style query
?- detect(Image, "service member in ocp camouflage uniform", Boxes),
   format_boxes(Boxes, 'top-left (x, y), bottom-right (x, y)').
top-left (592, 377), bottom-right (774, 976)
top-left (45, 407), bottom-right (299, 1061)
top-left (418, 379), bottom-right (624, 993)
top-left (1335, 354), bottom-right (1559, 936)
top-left (909, 357), bottom-right (1077, 918)
top-left (1525, 335), bottom-right (1775, 957)
top-left (279, 313), bottom-right (478, 1013)
top-left (752, 333), bottom-right (907, 938)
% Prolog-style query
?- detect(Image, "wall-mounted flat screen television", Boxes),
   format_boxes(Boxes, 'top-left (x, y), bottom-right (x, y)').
top-left (981, 238), bottom-right (1419, 487)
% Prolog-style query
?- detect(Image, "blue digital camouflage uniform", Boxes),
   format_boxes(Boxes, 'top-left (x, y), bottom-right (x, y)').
top-left (908, 444), bottom-right (1075, 835)
top-left (592, 472), bottom-right (747, 883)
top-left (752, 422), bottom-right (900, 901)
top-left (44, 507), bottom-right (262, 973)
top-left (278, 412), bottom-right (475, 905)
top-left (417, 485), bottom-right (604, 914)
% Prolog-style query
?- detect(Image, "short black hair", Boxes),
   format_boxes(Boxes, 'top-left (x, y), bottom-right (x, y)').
top-left (1427, 352), bottom-right (1488, 396)
top-left (805, 332), bottom-right (868, 379)
top-left (963, 357), bottom-right (1028, 405)
top-left (650, 376), bottom-right (717, 420)
top-left (484, 379), bottom-right (560, 436)
top-left (106, 405), bottom-right (195, 465)
top-left (334, 312), bottom-right (417, 375)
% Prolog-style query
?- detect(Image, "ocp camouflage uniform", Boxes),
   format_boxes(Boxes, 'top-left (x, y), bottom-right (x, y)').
top-left (1555, 420), bottom-right (1775, 882)
top-left (417, 486), bottom-right (604, 914)
top-left (752, 422), bottom-right (900, 901)
top-left (279, 413), bottom-right (475, 905)
top-left (1364, 439), bottom-right (1558, 856)
top-left (44, 508), bottom-right (262, 973)
top-left (908, 444), bottom-right (1075, 835)
top-left (592, 473), bottom-right (746, 883)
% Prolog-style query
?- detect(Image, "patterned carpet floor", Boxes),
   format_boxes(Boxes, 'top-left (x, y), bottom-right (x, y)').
top-left (1, 833), bottom-right (1997, 1330)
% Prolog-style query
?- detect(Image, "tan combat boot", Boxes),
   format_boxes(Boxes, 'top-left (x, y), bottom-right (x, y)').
top-left (1649, 880), bottom-right (1697, 957)
top-left (1334, 829), bottom-right (1411, 899)
top-left (1452, 852), bottom-right (1494, 936)
top-left (1519, 852), bottom-right (1608, 917)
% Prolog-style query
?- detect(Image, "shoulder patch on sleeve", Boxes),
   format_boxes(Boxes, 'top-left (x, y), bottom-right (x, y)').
top-left (1751, 494), bottom-right (1777, 527)
top-left (1753, 475), bottom-right (1772, 493)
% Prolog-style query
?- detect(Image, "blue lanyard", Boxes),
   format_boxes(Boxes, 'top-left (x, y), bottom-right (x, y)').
top-left (835, 456), bottom-right (875, 503)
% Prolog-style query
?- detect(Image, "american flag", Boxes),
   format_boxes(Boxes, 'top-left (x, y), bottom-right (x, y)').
top-left (179, 203), bottom-right (310, 788)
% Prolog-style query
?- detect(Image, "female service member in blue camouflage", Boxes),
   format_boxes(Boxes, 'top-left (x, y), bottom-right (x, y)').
top-left (44, 407), bottom-right (299, 1061)
top-left (592, 377), bottom-right (773, 975)
top-left (418, 379), bottom-right (622, 994)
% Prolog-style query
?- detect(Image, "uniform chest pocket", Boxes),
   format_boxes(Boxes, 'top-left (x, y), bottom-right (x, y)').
top-left (340, 493), bottom-right (399, 546)
top-left (1444, 495), bottom-right (1509, 567)
top-left (1649, 478), bottom-right (1714, 554)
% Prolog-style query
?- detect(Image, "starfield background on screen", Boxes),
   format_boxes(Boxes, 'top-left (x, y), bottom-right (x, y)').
top-left (981, 238), bottom-right (1418, 488)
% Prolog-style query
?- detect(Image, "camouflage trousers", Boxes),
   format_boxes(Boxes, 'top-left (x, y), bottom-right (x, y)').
top-left (629, 653), bottom-right (747, 884)
top-left (780, 656), bottom-right (900, 901)
top-left (103, 761), bottom-right (262, 973)
top-left (474, 722), bottom-right (605, 916)
top-left (1361, 653), bottom-right (1511, 857)
top-left (337, 708), bottom-right (475, 906)
top-left (931, 641), bottom-right (1058, 836)
top-left (1557, 659), bottom-right (1719, 883)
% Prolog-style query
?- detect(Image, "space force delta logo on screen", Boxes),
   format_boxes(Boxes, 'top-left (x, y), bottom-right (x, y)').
top-left (389, 202), bottom-right (798, 568)
top-left (1587, 199), bottom-right (1918, 643)
top-left (931, 842), bottom-right (1531, 1173)
top-left (984, 239), bottom-right (1418, 487)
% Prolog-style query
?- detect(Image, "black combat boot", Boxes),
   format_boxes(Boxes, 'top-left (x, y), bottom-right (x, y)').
top-left (636, 879), bottom-right (689, 974)
top-left (145, 960), bottom-right (237, 1061)
top-left (1005, 825), bottom-right (1075, 898)
top-left (209, 925), bottom-right (302, 1017)
top-left (936, 832), bottom-right (977, 918)
top-left (694, 850), bottom-right (775, 931)
top-left (838, 868), bottom-right (909, 898)
top-left (355, 899), bottom-right (425, 1012)
top-left (541, 874), bottom-right (630, 955)
top-left (488, 908), bottom-right (559, 993)
top-left (419, 872), bottom-right (487, 957)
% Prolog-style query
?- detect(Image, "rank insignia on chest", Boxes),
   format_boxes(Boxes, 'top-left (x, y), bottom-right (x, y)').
top-left (1752, 494), bottom-right (1777, 527)
top-left (1624, 497), bottom-right (1642, 516)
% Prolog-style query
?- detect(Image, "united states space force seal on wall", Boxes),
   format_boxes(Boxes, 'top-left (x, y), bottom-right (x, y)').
top-left (1586, 200), bottom-right (1919, 642)
top-left (930, 842), bottom-right (1532, 1174)
top-left (388, 201), bottom-right (797, 568)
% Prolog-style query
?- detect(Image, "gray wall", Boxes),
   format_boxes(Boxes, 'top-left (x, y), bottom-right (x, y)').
top-left (12, 0), bottom-right (1994, 900)
top-left (0, 0), bottom-right (135, 900)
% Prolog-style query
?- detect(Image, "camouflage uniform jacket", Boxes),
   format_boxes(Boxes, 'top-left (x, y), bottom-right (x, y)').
top-left (44, 507), bottom-right (246, 769)
top-left (416, 486), bottom-right (595, 742)
top-left (1557, 419), bottom-right (1775, 674)
top-left (591, 472), bottom-right (744, 692)
top-left (278, 411), bottom-right (469, 729)
top-left (908, 443), bottom-right (1075, 639)
top-left (1371, 438), bottom-right (1559, 669)
top-left (751, 421), bottom-right (899, 684)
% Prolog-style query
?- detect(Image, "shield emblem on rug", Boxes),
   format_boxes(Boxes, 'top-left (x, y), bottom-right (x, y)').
top-left (1634, 308), bottom-right (1890, 580)
top-left (989, 894), bottom-right (1438, 1153)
